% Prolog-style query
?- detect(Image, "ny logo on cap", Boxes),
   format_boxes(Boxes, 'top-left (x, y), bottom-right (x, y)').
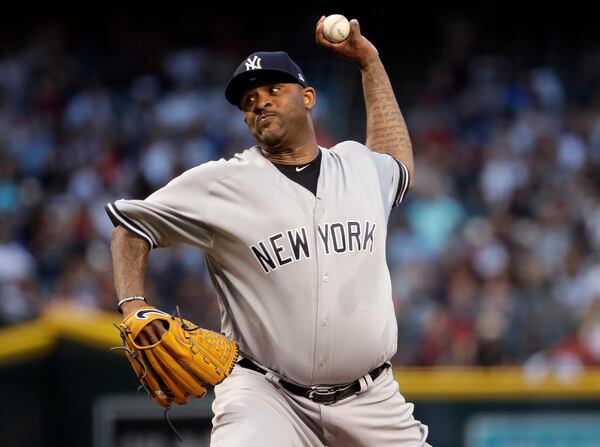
top-left (245, 56), bottom-right (262, 71)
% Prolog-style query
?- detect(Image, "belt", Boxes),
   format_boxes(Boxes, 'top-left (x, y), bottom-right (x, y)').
top-left (237, 357), bottom-right (390, 405)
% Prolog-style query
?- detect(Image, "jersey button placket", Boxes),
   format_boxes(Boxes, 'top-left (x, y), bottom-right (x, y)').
top-left (313, 194), bottom-right (329, 380)
top-left (318, 275), bottom-right (329, 371)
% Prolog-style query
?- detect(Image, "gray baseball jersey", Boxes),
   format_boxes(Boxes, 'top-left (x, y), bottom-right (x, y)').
top-left (106, 141), bottom-right (409, 387)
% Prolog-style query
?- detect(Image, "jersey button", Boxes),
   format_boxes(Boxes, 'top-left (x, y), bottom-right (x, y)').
top-left (323, 275), bottom-right (329, 283)
top-left (309, 196), bottom-right (315, 203)
top-left (322, 318), bottom-right (328, 326)
top-left (319, 360), bottom-right (326, 367)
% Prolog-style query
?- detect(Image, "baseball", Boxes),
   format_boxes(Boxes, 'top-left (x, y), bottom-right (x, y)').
top-left (323, 14), bottom-right (350, 43)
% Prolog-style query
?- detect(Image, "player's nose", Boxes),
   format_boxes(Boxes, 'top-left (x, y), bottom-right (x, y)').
top-left (254, 91), bottom-right (273, 111)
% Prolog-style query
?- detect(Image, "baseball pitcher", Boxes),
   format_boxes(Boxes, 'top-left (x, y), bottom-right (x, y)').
top-left (107, 15), bottom-right (431, 446)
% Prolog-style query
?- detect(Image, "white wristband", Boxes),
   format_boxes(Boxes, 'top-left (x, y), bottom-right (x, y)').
top-left (117, 295), bottom-right (147, 313)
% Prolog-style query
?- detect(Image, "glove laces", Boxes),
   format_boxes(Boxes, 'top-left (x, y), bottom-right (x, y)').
top-left (111, 322), bottom-right (185, 442)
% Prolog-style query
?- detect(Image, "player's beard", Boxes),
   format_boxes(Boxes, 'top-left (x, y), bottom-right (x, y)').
top-left (258, 129), bottom-right (286, 149)
top-left (251, 105), bottom-right (311, 155)
top-left (254, 115), bottom-right (287, 150)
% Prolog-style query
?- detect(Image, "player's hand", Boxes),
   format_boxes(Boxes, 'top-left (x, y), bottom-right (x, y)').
top-left (120, 300), bottom-right (166, 345)
top-left (114, 305), bottom-right (238, 408)
top-left (315, 16), bottom-right (379, 70)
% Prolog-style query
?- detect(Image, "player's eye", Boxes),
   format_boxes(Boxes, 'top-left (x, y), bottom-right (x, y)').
top-left (270, 86), bottom-right (281, 94)
top-left (242, 95), bottom-right (256, 110)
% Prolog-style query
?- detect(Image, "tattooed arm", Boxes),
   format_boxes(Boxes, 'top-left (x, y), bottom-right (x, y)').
top-left (111, 225), bottom-right (148, 301)
top-left (111, 225), bottom-right (149, 316)
top-left (111, 225), bottom-right (164, 341)
top-left (110, 226), bottom-right (165, 344)
top-left (316, 16), bottom-right (415, 189)
top-left (361, 58), bottom-right (414, 189)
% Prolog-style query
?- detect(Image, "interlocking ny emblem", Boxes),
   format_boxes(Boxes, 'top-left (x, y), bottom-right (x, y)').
top-left (245, 56), bottom-right (262, 71)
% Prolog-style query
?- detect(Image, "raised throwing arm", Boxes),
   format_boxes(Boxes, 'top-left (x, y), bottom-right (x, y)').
top-left (316, 16), bottom-right (414, 189)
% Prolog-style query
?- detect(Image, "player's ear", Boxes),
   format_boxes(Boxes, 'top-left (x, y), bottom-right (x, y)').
top-left (302, 87), bottom-right (316, 109)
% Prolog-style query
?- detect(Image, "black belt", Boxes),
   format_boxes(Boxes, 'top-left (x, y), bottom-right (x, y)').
top-left (237, 357), bottom-right (390, 405)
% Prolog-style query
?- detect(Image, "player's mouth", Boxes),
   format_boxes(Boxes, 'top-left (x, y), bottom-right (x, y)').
top-left (257, 112), bottom-right (277, 128)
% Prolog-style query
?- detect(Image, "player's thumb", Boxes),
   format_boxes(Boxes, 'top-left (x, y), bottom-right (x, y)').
top-left (349, 19), bottom-right (361, 37)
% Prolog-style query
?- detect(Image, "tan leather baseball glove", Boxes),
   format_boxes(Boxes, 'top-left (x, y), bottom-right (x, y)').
top-left (114, 306), bottom-right (238, 407)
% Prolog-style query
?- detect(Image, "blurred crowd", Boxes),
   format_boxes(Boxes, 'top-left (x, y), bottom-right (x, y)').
top-left (1, 18), bottom-right (600, 369)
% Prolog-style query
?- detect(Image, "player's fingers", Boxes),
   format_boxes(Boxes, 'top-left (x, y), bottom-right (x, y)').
top-left (153, 320), bottom-right (167, 337)
top-left (145, 321), bottom-right (165, 343)
top-left (316, 15), bottom-right (325, 32)
top-left (136, 323), bottom-right (162, 346)
top-left (137, 331), bottom-right (153, 346)
top-left (315, 16), bottom-right (326, 42)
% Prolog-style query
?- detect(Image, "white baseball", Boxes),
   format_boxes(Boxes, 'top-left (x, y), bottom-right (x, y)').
top-left (323, 14), bottom-right (350, 43)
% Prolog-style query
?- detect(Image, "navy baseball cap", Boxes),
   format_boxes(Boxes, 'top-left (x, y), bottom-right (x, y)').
top-left (225, 51), bottom-right (307, 107)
